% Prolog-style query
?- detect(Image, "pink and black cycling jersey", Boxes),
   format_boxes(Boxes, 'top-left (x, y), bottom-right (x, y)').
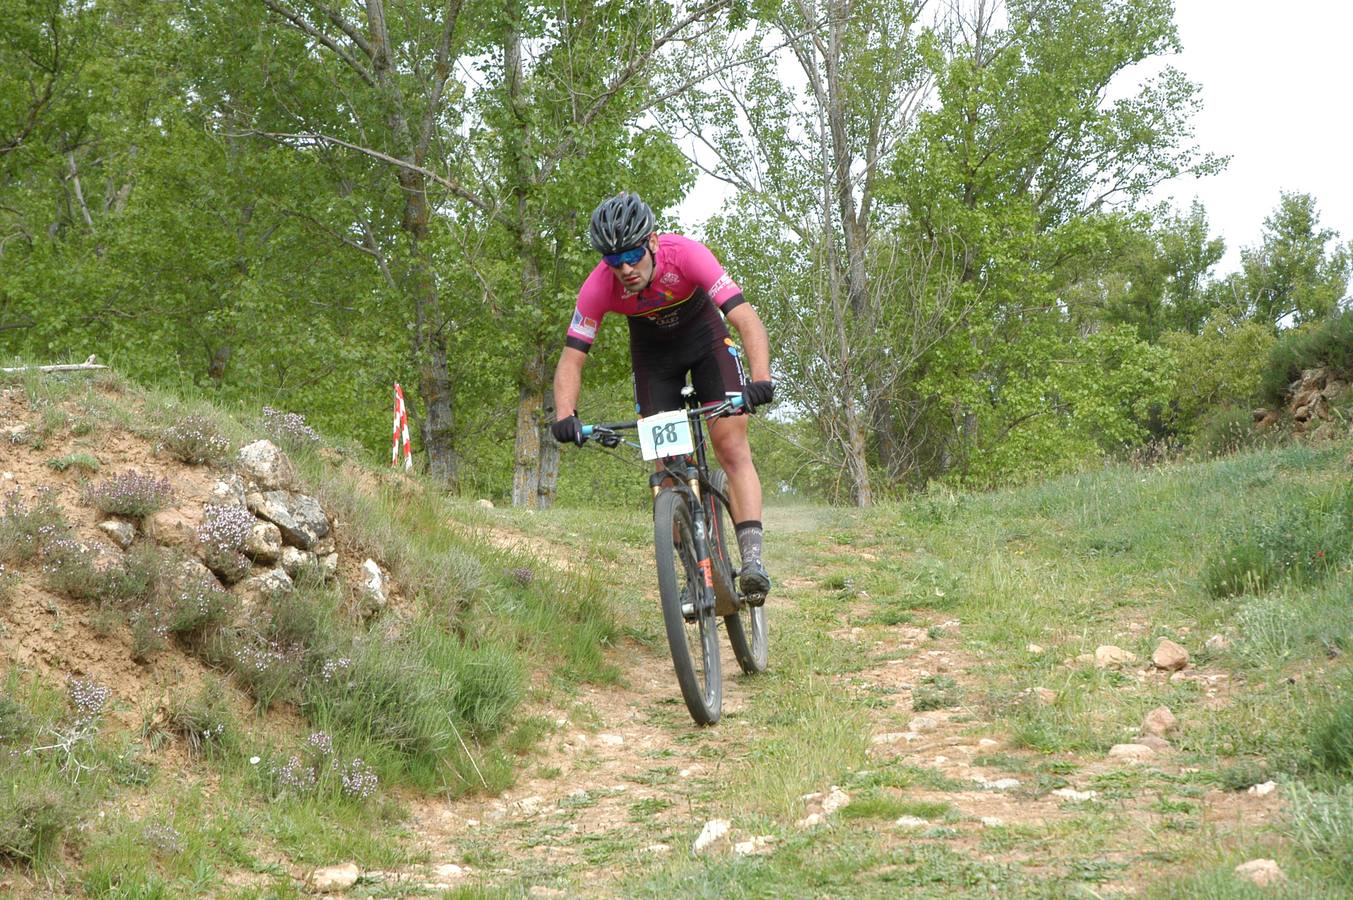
top-left (564, 233), bottom-right (745, 353)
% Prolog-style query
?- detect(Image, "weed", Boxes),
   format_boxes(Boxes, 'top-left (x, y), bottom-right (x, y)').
top-left (46, 452), bottom-right (101, 473)
top-left (161, 416), bottom-right (230, 464)
top-left (197, 504), bottom-right (255, 582)
top-left (262, 406), bottom-right (321, 449)
top-left (1216, 760), bottom-right (1271, 792)
top-left (161, 679), bottom-right (235, 756)
top-left (1309, 692), bottom-right (1353, 777)
top-left (1285, 781), bottom-right (1353, 887)
top-left (83, 471), bottom-right (173, 519)
top-left (167, 578), bottom-right (236, 644)
top-left (911, 675), bottom-right (961, 711)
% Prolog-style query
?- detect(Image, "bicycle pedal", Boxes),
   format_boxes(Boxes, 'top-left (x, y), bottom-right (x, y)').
top-left (681, 600), bottom-right (697, 620)
top-left (743, 591), bottom-right (767, 608)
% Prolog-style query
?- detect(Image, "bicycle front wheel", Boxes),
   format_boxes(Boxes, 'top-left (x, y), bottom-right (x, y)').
top-left (708, 469), bottom-right (768, 674)
top-left (654, 488), bottom-right (722, 725)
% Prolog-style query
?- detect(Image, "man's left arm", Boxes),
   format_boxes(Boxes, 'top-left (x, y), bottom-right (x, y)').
top-left (726, 303), bottom-right (771, 383)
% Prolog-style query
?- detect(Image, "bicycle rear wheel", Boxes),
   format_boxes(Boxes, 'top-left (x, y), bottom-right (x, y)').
top-left (708, 469), bottom-right (768, 674)
top-left (654, 488), bottom-right (722, 725)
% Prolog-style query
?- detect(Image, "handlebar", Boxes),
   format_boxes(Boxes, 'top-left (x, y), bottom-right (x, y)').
top-left (580, 394), bottom-right (745, 442)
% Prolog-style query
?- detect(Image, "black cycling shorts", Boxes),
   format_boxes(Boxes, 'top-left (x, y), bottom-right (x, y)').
top-left (630, 329), bottom-right (748, 417)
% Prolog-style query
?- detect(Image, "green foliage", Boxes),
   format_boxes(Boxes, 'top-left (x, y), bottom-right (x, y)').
top-left (1162, 319), bottom-right (1277, 436)
top-left (0, 488), bottom-right (68, 564)
top-left (1309, 693), bottom-right (1353, 777)
top-left (1189, 407), bottom-right (1264, 457)
top-left (1259, 310), bottom-right (1353, 405)
top-left (160, 678), bottom-right (236, 756)
top-left (1203, 480), bottom-right (1353, 598)
top-left (1285, 782), bottom-right (1353, 887)
top-left (1237, 192), bottom-right (1352, 328)
top-left (46, 452), bottom-right (101, 473)
top-left (160, 416), bottom-right (230, 464)
top-left (82, 471), bottom-right (173, 519)
top-left (911, 675), bottom-right (961, 712)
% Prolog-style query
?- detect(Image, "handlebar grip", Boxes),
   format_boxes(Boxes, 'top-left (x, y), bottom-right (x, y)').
top-left (731, 394), bottom-right (745, 410)
top-left (580, 424), bottom-right (594, 438)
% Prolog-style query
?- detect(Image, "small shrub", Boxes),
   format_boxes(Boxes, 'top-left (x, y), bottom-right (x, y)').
top-left (129, 602), bottom-right (170, 661)
top-left (163, 678), bottom-right (235, 755)
top-left (168, 578), bottom-right (236, 642)
top-left (0, 694), bottom-right (34, 745)
top-left (262, 406), bottom-right (321, 449)
top-left (0, 563), bottom-right (16, 609)
top-left (1189, 406), bottom-right (1263, 457)
top-left (161, 416), bottom-right (230, 464)
top-left (40, 538), bottom-right (103, 601)
top-left (231, 638), bottom-right (304, 709)
top-left (46, 452), bottom-right (100, 473)
top-left (197, 504), bottom-right (255, 582)
top-left (0, 488), bottom-right (68, 564)
top-left (0, 769), bottom-right (77, 866)
top-left (1216, 760), bottom-right (1270, 792)
top-left (1260, 310), bottom-right (1353, 405)
top-left (98, 542), bottom-right (163, 606)
top-left (83, 470), bottom-right (173, 519)
top-left (912, 675), bottom-right (962, 712)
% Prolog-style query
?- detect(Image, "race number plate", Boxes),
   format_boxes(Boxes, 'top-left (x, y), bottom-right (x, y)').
top-left (638, 409), bottom-right (694, 461)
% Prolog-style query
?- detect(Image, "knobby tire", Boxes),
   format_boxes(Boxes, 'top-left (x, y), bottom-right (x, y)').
top-left (653, 488), bottom-right (722, 725)
top-left (707, 469), bottom-right (768, 674)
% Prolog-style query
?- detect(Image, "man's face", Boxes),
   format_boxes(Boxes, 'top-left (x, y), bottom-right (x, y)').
top-left (607, 233), bottom-right (658, 293)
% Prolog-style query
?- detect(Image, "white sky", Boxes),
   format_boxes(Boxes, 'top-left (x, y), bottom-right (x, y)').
top-left (676, 1), bottom-right (1353, 276)
top-left (1153, 0), bottom-right (1353, 270)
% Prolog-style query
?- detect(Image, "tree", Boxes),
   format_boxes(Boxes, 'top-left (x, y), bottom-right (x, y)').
top-left (1235, 192), bottom-right (1351, 328)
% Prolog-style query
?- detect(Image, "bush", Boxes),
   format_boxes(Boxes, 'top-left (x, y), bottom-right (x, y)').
top-left (0, 488), bottom-right (68, 564)
top-left (262, 406), bottom-right (321, 449)
top-left (1203, 480), bottom-right (1353, 597)
top-left (912, 675), bottom-right (962, 712)
top-left (0, 766), bottom-right (77, 866)
top-left (162, 678), bottom-right (235, 755)
top-left (1189, 406), bottom-right (1267, 457)
top-left (1260, 310), bottom-right (1353, 405)
top-left (40, 538), bottom-right (103, 601)
top-left (230, 637), bottom-right (304, 709)
top-left (161, 415), bottom-right (230, 464)
top-left (167, 578), bottom-right (236, 643)
top-left (83, 470), bottom-right (173, 519)
top-left (197, 504), bottom-right (255, 582)
top-left (1162, 320), bottom-right (1276, 436)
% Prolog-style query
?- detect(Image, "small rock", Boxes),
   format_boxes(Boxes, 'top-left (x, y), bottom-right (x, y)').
top-left (980, 816), bottom-right (1003, 827)
top-left (1142, 705), bottom-right (1178, 737)
top-left (1095, 645), bottom-right (1138, 668)
top-left (1204, 634), bottom-right (1232, 652)
top-left (1248, 781), bottom-right (1278, 797)
top-left (244, 522), bottom-right (283, 563)
top-left (796, 812), bottom-right (824, 829)
top-left (515, 796), bottom-right (544, 814)
top-left (894, 816), bottom-right (928, 829)
top-left (1034, 687), bottom-right (1057, 705)
top-left (978, 738), bottom-right (1000, 748)
top-left (597, 733), bottom-right (625, 747)
top-left (432, 863), bottom-right (469, 880)
top-left (986, 778), bottom-right (1020, 791)
top-left (1234, 858), bottom-right (1284, 887)
top-left (98, 518), bottom-right (136, 549)
top-left (641, 843), bottom-right (671, 855)
top-left (280, 546), bottom-right (315, 578)
top-left (236, 440), bottom-right (295, 491)
top-left (907, 715), bottom-right (939, 733)
top-left (693, 819), bottom-right (730, 853)
top-left (476, 498), bottom-right (494, 509)
top-left (821, 786), bottom-right (850, 815)
top-left (319, 552), bottom-right (339, 581)
top-left (209, 475), bottom-right (247, 508)
top-left (361, 559), bottom-right (388, 611)
top-left (1051, 788), bottom-right (1098, 802)
top-left (1136, 735), bottom-right (1172, 752)
top-left (238, 567), bottom-right (293, 600)
top-left (310, 862), bottom-right (360, 892)
top-left (871, 732), bottom-right (911, 745)
top-left (1026, 644), bottom-right (1044, 654)
top-left (733, 835), bottom-right (776, 856)
top-left (1108, 743), bottom-right (1155, 762)
top-left (1152, 639), bottom-right (1190, 671)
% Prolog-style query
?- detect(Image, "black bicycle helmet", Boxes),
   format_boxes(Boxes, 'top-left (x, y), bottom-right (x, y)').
top-left (588, 192), bottom-right (655, 253)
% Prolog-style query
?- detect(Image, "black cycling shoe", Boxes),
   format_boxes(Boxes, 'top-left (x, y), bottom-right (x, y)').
top-left (739, 561), bottom-right (771, 607)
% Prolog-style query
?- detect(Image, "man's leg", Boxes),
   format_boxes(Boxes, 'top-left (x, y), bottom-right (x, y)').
top-left (710, 415), bottom-right (770, 600)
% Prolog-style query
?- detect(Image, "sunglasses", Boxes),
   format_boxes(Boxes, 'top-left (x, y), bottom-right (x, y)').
top-left (602, 245), bottom-right (647, 268)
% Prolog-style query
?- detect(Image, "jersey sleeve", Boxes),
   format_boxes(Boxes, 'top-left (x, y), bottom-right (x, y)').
top-left (682, 240), bottom-right (743, 309)
top-left (565, 265), bottom-right (612, 352)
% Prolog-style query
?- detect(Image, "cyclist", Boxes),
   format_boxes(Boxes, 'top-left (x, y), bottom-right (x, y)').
top-left (551, 192), bottom-right (774, 602)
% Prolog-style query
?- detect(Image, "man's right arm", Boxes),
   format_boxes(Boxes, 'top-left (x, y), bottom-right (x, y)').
top-left (553, 346), bottom-right (587, 421)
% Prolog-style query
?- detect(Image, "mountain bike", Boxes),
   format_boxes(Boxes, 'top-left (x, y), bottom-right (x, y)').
top-left (580, 387), bottom-right (769, 725)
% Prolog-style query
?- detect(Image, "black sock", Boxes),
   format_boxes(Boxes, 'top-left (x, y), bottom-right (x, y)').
top-left (735, 520), bottom-right (763, 568)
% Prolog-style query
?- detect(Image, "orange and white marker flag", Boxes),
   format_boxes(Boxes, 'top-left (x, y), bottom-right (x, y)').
top-left (391, 383), bottom-right (412, 470)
